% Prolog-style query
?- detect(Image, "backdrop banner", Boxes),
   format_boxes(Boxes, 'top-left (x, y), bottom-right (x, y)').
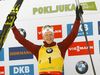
top-left (0, 0), bottom-right (100, 75)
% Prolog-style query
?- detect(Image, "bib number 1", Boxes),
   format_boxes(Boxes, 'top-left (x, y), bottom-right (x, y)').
top-left (48, 57), bottom-right (51, 64)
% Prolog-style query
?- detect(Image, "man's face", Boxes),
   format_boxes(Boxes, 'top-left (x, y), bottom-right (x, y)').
top-left (43, 31), bottom-right (54, 44)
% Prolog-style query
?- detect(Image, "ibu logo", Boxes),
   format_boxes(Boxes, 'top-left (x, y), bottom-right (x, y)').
top-left (10, 64), bottom-right (34, 75)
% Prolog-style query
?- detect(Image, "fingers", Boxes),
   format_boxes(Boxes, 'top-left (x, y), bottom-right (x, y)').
top-left (76, 5), bottom-right (83, 14)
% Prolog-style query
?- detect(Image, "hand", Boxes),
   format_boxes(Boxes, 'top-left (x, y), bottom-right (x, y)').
top-left (76, 5), bottom-right (83, 20)
top-left (11, 23), bottom-right (15, 28)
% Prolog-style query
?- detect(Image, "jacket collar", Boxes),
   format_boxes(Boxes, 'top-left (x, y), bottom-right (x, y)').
top-left (43, 41), bottom-right (56, 47)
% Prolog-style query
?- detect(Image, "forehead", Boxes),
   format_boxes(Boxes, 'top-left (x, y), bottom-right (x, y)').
top-left (44, 31), bottom-right (53, 35)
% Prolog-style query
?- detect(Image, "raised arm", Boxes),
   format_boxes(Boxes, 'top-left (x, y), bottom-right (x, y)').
top-left (57, 5), bottom-right (83, 58)
top-left (12, 26), bottom-right (41, 59)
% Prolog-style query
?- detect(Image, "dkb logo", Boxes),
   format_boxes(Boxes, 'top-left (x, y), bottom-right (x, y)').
top-left (10, 64), bottom-right (34, 75)
top-left (67, 22), bottom-right (93, 36)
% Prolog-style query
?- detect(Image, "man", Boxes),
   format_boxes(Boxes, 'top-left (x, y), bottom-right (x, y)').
top-left (11, 5), bottom-right (83, 75)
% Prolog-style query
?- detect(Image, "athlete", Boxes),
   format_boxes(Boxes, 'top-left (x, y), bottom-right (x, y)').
top-left (11, 5), bottom-right (83, 75)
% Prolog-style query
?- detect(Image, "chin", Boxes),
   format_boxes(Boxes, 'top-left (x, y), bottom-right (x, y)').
top-left (47, 41), bottom-right (53, 44)
top-left (47, 42), bottom-right (51, 44)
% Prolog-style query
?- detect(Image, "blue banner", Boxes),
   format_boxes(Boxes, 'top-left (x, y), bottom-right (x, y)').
top-left (10, 64), bottom-right (34, 75)
top-left (67, 22), bottom-right (93, 36)
top-left (9, 47), bottom-right (33, 60)
top-left (0, 48), bottom-right (4, 61)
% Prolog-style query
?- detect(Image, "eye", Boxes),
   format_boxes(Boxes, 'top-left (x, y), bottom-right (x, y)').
top-left (44, 34), bottom-right (48, 37)
top-left (49, 34), bottom-right (53, 36)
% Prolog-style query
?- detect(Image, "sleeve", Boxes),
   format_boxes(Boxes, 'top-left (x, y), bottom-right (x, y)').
top-left (12, 26), bottom-right (41, 58)
top-left (57, 19), bottom-right (80, 58)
